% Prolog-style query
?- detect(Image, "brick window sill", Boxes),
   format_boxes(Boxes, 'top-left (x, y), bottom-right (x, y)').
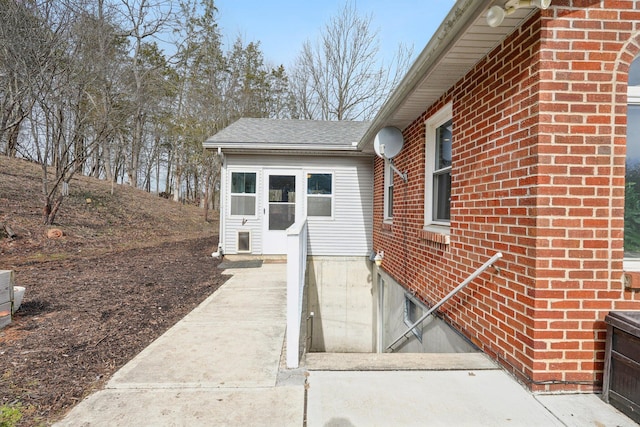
top-left (381, 222), bottom-right (393, 233)
top-left (419, 227), bottom-right (450, 245)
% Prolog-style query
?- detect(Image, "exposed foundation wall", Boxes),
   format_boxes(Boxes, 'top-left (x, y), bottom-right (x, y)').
top-left (306, 256), bottom-right (375, 352)
top-left (377, 269), bottom-right (478, 354)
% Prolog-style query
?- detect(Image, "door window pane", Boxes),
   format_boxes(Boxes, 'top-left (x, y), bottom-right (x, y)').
top-left (269, 204), bottom-right (296, 230)
top-left (269, 175), bottom-right (296, 230)
top-left (269, 175), bottom-right (296, 202)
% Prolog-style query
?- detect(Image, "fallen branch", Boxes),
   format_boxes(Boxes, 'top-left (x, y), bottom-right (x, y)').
top-left (1, 223), bottom-right (17, 239)
top-left (94, 334), bottom-right (110, 347)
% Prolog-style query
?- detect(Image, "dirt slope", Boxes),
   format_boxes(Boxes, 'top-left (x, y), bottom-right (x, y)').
top-left (0, 156), bottom-right (225, 426)
top-left (0, 156), bottom-right (215, 261)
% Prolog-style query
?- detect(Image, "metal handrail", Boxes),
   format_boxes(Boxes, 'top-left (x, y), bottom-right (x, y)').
top-left (385, 252), bottom-right (503, 353)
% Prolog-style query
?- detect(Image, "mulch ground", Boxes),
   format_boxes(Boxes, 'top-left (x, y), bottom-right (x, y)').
top-left (0, 236), bottom-right (226, 426)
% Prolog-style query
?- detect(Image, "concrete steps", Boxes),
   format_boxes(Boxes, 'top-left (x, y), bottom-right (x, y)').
top-left (303, 352), bottom-right (498, 371)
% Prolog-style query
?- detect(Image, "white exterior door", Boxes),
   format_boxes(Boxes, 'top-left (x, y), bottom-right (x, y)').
top-left (263, 170), bottom-right (302, 254)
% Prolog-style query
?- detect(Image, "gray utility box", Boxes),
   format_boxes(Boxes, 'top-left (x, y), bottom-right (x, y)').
top-left (0, 270), bottom-right (14, 328)
top-left (603, 311), bottom-right (640, 424)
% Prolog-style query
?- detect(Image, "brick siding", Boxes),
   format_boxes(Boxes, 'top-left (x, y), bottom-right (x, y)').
top-left (373, 1), bottom-right (640, 392)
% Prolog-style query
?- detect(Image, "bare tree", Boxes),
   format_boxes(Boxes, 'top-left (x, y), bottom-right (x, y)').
top-left (29, 0), bottom-right (108, 224)
top-left (2, 0), bottom-right (301, 220)
top-left (0, 0), bottom-right (43, 156)
top-left (80, 0), bottom-right (132, 186)
top-left (291, 1), bottom-right (412, 121)
top-left (12, 0), bottom-right (130, 224)
top-left (118, 0), bottom-right (172, 188)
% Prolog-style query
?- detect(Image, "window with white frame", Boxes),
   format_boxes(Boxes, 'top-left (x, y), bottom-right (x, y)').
top-left (624, 55), bottom-right (640, 269)
top-left (307, 173), bottom-right (333, 217)
top-left (384, 160), bottom-right (394, 221)
top-left (230, 172), bottom-right (256, 216)
top-left (403, 293), bottom-right (424, 343)
top-left (425, 104), bottom-right (453, 227)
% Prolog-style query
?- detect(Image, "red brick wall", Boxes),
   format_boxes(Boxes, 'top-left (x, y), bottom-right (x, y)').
top-left (373, 1), bottom-right (640, 392)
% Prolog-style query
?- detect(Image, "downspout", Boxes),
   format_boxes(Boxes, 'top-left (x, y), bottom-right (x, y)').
top-left (213, 147), bottom-right (225, 258)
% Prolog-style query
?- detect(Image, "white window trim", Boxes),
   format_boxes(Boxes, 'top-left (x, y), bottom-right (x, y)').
top-left (425, 103), bottom-right (453, 231)
top-left (229, 170), bottom-right (258, 218)
top-left (624, 82), bottom-right (640, 270)
top-left (384, 160), bottom-right (394, 222)
top-left (624, 258), bottom-right (640, 271)
top-left (306, 171), bottom-right (335, 219)
top-left (629, 86), bottom-right (640, 104)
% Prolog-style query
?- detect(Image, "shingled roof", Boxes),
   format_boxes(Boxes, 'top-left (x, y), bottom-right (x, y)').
top-left (203, 118), bottom-right (371, 154)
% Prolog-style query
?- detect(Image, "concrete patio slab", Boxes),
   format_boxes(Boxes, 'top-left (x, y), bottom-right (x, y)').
top-left (535, 393), bottom-right (637, 427)
top-left (307, 370), bottom-right (562, 427)
top-left (107, 320), bottom-right (285, 388)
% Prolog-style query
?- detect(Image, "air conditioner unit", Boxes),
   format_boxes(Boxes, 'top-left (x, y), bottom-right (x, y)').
top-left (0, 270), bottom-right (15, 328)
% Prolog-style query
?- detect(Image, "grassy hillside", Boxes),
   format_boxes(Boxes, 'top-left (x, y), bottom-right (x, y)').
top-left (0, 156), bottom-right (217, 263)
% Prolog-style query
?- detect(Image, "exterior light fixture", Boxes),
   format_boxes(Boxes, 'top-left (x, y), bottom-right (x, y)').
top-left (374, 250), bottom-right (384, 267)
top-left (486, 0), bottom-right (552, 28)
top-left (486, 5), bottom-right (507, 27)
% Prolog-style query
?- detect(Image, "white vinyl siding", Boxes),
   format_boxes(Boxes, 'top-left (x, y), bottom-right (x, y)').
top-left (221, 155), bottom-right (373, 256)
top-left (315, 160), bottom-right (372, 256)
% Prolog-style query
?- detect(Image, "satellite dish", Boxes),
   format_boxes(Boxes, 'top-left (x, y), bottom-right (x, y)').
top-left (374, 127), bottom-right (404, 159)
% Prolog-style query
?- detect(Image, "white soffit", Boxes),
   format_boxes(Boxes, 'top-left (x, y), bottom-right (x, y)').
top-left (360, 1), bottom-right (537, 152)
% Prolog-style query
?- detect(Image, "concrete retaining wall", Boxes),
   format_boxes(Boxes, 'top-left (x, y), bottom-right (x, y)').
top-left (306, 256), bottom-right (374, 352)
top-left (304, 257), bottom-right (477, 355)
top-left (377, 269), bottom-right (477, 353)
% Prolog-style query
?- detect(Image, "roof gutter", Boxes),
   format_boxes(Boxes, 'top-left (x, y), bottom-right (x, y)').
top-left (357, 0), bottom-right (493, 151)
top-left (203, 142), bottom-right (361, 152)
